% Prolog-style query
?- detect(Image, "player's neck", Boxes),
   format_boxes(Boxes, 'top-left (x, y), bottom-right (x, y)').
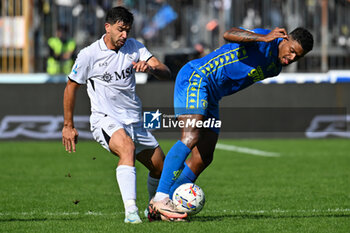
top-left (103, 35), bottom-right (119, 52)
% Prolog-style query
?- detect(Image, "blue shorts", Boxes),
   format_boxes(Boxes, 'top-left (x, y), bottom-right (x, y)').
top-left (174, 63), bottom-right (220, 133)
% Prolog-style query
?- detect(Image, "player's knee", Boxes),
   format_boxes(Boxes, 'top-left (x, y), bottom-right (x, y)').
top-left (149, 168), bottom-right (162, 178)
top-left (179, 115), bottom-right (204, 148)
top-left (139, 147), bottom-right (164, 178)
top-left (181, 130), bottom-right (201, 149)
top-left (150, 160), bottom-right (164, 178)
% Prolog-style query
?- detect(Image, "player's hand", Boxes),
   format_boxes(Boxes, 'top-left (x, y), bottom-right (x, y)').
top-left (62, 126), bottom-right (79, 153)
top-left (132, 61), bottom-right (155, 74)
top-left (263, 27), bottom-right (288, 42)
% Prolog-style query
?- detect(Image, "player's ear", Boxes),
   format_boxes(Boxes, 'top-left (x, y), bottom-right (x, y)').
top-left (280, 36), bottom-right (289, 46)
top-left (105, 23), bottom-right (110, 33)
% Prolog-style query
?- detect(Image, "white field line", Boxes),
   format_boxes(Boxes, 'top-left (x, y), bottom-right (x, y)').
top-left (0, 211), bottom-right (116, 217)
top-left (215, 143), bottom-right (280, 157)
top-left (0, 208), bottom-right (349, 217)
top-left (202, 208), bottom-right (350, 215)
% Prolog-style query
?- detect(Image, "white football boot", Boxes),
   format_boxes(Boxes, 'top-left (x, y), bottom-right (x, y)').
top-left (124, 210), bottom-right (142, 224)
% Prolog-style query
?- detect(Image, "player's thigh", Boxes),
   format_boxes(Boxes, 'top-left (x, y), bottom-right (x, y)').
top-left (91, 116), bottom-right (134, 157)
top-left (174, 69), bottom-right (209, 117)
top-left (187, 128), bottom-right (218, 176)
top-left (109, 128), bottom-right (135, 157)
top-left (136, 146), bottom-right (165, 178)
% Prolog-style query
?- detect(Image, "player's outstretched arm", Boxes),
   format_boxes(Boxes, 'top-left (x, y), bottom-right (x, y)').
top-left (132, 56), bottom-right (171, 80)
top-left (223, 27), bottom-right (288, 43)
top-left (62, 79), bottom-right (80, 153)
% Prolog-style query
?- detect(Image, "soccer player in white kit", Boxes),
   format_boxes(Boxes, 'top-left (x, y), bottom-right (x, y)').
top-left (62, 6), bottom-right (171, 223)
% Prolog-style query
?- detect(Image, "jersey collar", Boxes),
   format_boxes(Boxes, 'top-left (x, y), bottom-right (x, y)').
top-left (99, 34), bottom-right (109, 51)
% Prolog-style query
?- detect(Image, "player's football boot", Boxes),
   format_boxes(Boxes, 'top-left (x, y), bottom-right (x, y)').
top-left (124, 210), bottom-right (142, 224)
top-left (148, 209), bottom-right (187, 222)
top-left (148, 197), bottom-right (187, 220)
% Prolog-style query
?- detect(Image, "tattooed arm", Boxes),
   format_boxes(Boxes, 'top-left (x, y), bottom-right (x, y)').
top-left (223, 27), bottom-right (288, 43)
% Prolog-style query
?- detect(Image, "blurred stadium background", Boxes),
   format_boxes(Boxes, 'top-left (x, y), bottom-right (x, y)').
top-left (1, 2), bottom-right (350, 232)
top-left (0, 0), bottom-right (350, 140)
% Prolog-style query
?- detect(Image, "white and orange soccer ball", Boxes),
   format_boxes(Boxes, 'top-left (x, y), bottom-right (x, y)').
top-left (172, 183), bottom-right (205, 215)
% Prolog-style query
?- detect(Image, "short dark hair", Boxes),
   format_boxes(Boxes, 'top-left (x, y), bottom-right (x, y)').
top-left (289, 27), bottom-right (314, 53)
top-left (105, 6), bottom-right (134, 26)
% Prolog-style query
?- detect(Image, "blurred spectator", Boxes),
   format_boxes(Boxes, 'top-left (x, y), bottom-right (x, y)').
top-left (242, 8), bottom-right (261, 29)
top-left (338, 24), bottom-right (350, 48)
top-left (141, 3), bottom-right (177, 40)
top-left (270, 0), bottom-right (283, 28)
top-left (46, 25), bottom-right (76, 75)
top-left (194, 42), bottom-right (210, 58)
top-left (55, 0), bottom-right (77, 26)
top-left (222, 0), bottom-right (232, 29)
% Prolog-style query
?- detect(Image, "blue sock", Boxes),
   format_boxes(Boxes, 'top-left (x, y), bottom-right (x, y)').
top-left (169, 162), bottom-right (197, 199)
top-left (156, 140), bottom-right (191, 194)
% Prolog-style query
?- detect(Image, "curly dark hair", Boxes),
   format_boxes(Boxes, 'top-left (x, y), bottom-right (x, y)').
top-left (289, 27), bottom-right (314, 53)
top-left (105, 6), bottom-right (134, 26)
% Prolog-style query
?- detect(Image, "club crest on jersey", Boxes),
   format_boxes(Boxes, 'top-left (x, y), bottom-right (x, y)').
top-left (201, 99), bottom-right (208, 109)
top-left (102, 72), bottom-right (113, 83)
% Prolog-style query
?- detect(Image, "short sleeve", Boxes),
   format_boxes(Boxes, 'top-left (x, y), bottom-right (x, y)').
top-left (133, 39), bottom-right (153, 62)
top-left (68, 49), bottom-right (90, 84)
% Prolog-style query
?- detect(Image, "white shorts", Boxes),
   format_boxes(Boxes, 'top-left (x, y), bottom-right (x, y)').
top-left (91, 115), bottom-right (159, 155)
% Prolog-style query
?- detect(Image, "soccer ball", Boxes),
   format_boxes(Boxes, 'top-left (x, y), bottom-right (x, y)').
top-left (172, 183), bottom-right (205, 216)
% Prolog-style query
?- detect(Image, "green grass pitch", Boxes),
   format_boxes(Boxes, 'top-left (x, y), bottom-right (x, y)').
top-left (0, 139), bottom-right (349, 232)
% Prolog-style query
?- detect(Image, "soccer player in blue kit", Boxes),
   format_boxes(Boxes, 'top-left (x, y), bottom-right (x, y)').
top-left (148, 26), bottom-right (313, 221)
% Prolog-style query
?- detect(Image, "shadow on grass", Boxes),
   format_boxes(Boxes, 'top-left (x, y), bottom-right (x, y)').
top-left (190, 213), bottom-right (350, 222)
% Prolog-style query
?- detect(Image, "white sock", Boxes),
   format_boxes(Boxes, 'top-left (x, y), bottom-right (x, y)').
top-left (124, 200), bottom-right (138, 214)
top-left (147, 173), bottom-right (159, 201)
top-left (153, 192), bottom-right (169, 201)
top-left (116, 165), bottom-right (138, 213)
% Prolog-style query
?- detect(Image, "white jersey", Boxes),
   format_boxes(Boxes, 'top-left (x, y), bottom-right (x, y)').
top-left (69, 35), bottom-right (153, 124)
